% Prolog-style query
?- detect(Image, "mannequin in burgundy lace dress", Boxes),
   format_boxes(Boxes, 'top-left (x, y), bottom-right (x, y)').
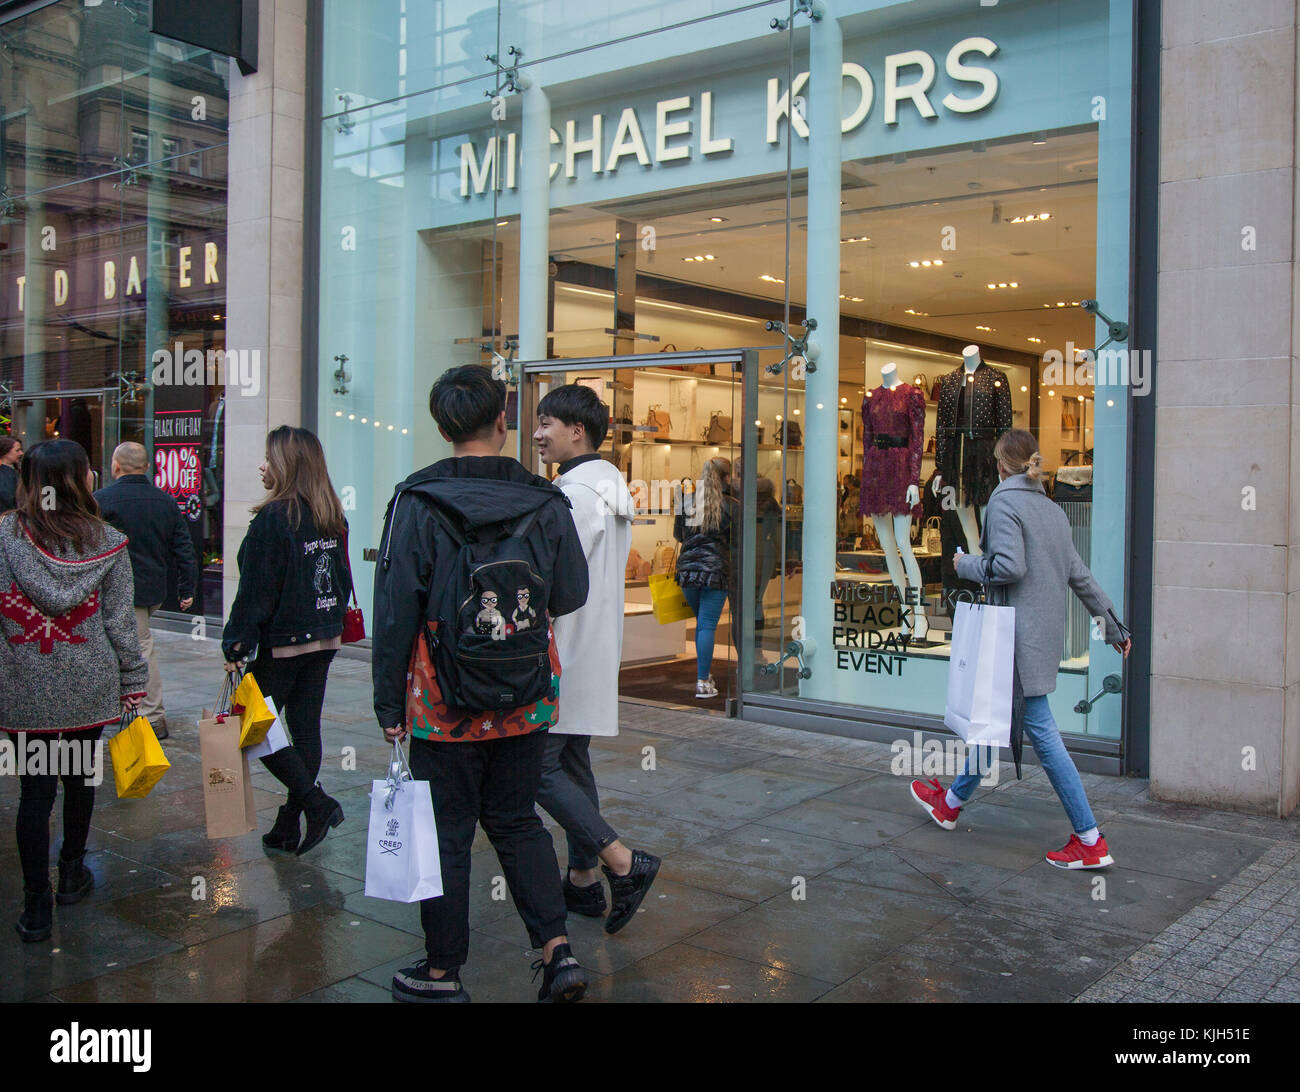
top-left (859, 363), bottom-right (929, 640)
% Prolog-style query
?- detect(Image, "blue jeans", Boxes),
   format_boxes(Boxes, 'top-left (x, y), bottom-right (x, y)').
top-left (950, 694), bottom-right (1097, 834)
top-left (681, 586), bottom-right (727, 681)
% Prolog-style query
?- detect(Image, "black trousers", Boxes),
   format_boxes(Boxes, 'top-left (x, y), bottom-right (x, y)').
top-left (410, 729), bottom-right (567, 968)
top-left (247, 649), bottom-right (336, 802)
top-left (7, 727), bottom-right (105, 891)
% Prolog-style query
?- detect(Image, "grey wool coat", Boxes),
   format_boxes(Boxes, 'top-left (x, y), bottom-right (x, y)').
top-left (0, 513), bottom-right (148, 732)
top-left (955, 473), bottom-right (1124, 696)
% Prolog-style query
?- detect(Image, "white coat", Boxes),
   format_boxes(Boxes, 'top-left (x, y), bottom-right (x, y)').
top-left (551, 456), bottom-right (635, 736)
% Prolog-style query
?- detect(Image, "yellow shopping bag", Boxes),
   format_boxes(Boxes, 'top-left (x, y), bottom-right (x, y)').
top-left (108, 714), bottom-right (171, 799)
top-left (231, 670), bottom-right (276, 748)
top-left (648, 572), bottom-right (694, 624)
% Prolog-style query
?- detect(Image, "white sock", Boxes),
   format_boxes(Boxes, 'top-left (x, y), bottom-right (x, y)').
top-left (1077, 827), bottom-right (1100, 846)
top-left (945, 789), bottom-right (963, 811)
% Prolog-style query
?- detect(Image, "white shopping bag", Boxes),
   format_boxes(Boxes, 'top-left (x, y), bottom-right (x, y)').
top-left (364, 741), bottom-right (443, 903)
top-left (944, 600), bottom-right (1015, 748)
top-left (243, 695), bottom-right (292, 760)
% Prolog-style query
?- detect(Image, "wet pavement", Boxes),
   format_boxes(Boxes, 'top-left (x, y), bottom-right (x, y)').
top-left (2, 628), bottom-right (1298, 1003)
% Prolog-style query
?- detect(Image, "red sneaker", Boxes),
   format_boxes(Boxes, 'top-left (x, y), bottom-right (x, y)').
top-left (909, 778), bottom-right (960, 830)
top-left (1046, 833), bottom-right (1114, 869)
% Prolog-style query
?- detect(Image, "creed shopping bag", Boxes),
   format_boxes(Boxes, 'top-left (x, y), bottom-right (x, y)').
top-left (231, 669), bottom-right (276, 748)
top-left (944, 600), bottom-right (1015, 748)
top-left (198, 675), bottom-right (258, 839)
top-left (364, 741), bottom-right (443, 903)
top-left (243, 694), bottom-right (292, 760)
top-left (108, 711), bottom-right (171, 799)
top-left (647, 571), bottom-right (693, 624)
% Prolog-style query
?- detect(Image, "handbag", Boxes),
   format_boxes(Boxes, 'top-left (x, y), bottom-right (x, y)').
top-left (626, 548), bottom-right (646, 581)
top-left (644, 404), bottom-right (672, 438)
top-left (923, 516), bottom-right (942, 554)
top-left (944, 600), bottom-right (1015, 748)
top-left (704, 411), bottom-right (732, 444)
top-left (778, 420), bottom-right (802, 447)
top-left (108, 710), bottom-right (171, 799)
top-left (230, 668), bottom-right (276, 748)
top-left (364, 740), bottom-right (443, 903)
top-left (342, 530), bottom-right (365, 643)
top-left (785, 478), bottom-right (803, 505)
top-left (647, 572), bottom-right (693, 624)
top-left (652, 540), bottom-right (677, 574)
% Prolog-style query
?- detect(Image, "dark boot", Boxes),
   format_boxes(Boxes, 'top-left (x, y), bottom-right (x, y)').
top-left (55, 852), bottom-right (94, 905)
top-left (15, 886), bottom-right (53, 942)
top-left (263, 801), bottom-right (303, 852)
top-left (296, 784), bottom-right (343, 856)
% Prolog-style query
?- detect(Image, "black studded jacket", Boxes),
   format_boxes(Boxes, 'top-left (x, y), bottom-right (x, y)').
top-left (934, 362), bottom-right (1013, 509)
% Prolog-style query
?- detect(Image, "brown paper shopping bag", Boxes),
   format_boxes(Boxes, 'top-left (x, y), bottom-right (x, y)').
top-left (199, 676), bottom-right (257, 839)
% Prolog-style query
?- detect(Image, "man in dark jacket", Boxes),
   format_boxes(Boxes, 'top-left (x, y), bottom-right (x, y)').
top-left (374, 365), bottom-right (591, 1004)
top-left (0, 436), bottom-right (21, 511)
top-left (95, 442), bottom-right (197, 739)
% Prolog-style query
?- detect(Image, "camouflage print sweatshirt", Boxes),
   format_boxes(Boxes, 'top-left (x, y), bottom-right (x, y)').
top-left (0, 513), bottom-right (148, 733)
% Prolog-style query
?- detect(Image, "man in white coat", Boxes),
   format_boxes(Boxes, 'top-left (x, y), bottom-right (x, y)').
top-left (533, 384), bottom-right (661, 934)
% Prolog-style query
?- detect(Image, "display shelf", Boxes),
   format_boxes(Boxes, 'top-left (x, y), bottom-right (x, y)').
top-left (638, 365), bottom-right (803, 394)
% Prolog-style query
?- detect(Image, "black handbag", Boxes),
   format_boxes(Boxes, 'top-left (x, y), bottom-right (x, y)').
top-left (778, 420), bottom-right (802, 448)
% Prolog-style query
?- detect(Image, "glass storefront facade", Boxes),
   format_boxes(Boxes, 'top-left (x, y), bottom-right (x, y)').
top-left (317, 0), bottom-right (1138, 757)
top-left (0, 0), bottom-right (229, 613)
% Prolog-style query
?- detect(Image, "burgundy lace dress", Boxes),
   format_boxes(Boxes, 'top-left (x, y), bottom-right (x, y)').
top-left (858, 383), bottom-right (926, 518)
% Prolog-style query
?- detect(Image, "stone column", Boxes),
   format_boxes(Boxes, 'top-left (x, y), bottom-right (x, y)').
top-left (1151, 2), bottom-right (1300, 815)
top-left (223, 0), bottom-right (308, 619)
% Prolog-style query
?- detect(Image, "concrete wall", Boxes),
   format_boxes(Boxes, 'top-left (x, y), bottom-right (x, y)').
top-left (1151, 0), bottom-right (1300, 816)
top-left (222, 0), bottom-right (308, 623)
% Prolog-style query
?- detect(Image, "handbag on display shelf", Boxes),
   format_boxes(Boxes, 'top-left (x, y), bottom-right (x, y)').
top-left (626, 548), bottom-right (647, 582)
top-left (929, 378), bottom-right (942, 402)
top-left (912, 373), bottom-right (929, 394)
top-left (785, 478), bottom-right (804, 505)
top-left (778, 420), bottom-right (802, 448)
top-left (926, 435), bottom-right (937, 454)
top-left (644, 404), bottom-right (673, 439)
top-left (923, 516), bottom-right (943, 554)
top-left (704, 411), bottom-right (733, 445)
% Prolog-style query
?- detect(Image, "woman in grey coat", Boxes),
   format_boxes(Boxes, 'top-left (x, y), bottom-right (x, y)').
top-left (909, 429), bottom-right (1131, 869)
top-left (0, 440), bottom-right (147, 942)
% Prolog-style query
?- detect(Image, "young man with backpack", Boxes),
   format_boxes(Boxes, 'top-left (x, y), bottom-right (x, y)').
top-left (533, 384), bottom-right (660, 933)
top-left (372, 365), bottom-right (590, 1003)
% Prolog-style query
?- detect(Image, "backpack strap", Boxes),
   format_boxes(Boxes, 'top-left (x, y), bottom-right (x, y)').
top-left (509, 507), bottom-right (541, 541)
top-left (428, 504), bottom-right (469, 547)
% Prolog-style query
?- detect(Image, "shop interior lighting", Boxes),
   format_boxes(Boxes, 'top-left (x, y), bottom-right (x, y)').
top-left (841, 235), bottom-right (870, 243)
top-left (908, 259), bottom-right (944, 268)
top-left (905, 308), bottom-right (929, 316)
top-left (682, 254), bottom-right (716, 262)
top-left (840, 294), bottom-right (865, 302)
top-left (975, 324), bottom-right (993, 331)
top-left (1027, 336), bottom-right (1044, 344)
top-left (708, 216), bottom-right (728, 223)
top-left (1020, 385), bottom-right (1028, 392)
top-left (986, 282), bottom-right (1019, 289)
top-left (759, 274), bottom-right (785, 284)
top-left (1009, 212), bottom-right (1051, 224)
top-left (335, 410), bottom-right (342, 417)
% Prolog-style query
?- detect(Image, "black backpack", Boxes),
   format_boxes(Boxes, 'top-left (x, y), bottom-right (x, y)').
top-left (424, 503), bottom-right (554, 712)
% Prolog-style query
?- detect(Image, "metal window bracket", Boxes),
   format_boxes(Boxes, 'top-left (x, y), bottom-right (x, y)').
top-left (1080, 299), bottom-right (1129, 353)
top-left (770, 0), bottom-right (823, 30)
top-left (1074, 673), bottom-right (1122, 715)
top-left (764, 316), bottom-right (819, 376)
top-left (760, 638), bottom-right (815, 680)
top-left (485, 46), bottom-right (527, 98)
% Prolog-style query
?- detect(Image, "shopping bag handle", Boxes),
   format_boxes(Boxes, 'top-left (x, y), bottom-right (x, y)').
top-left (383, 739), bottom-right (414, 812)
top-left (213, 670), bottom-right (237, 718)
top-left (109, 708), bottom-right (133, 739)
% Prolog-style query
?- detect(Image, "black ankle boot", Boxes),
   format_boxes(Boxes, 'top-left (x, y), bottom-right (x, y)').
top-left (296, 784), bottom-right (343, 856)
top-left (56, 853), bottom-right (94, 906)
top-left (16, 886), bottom-right (53, 942)
top-left (263, 802), bottom-right (303, 852)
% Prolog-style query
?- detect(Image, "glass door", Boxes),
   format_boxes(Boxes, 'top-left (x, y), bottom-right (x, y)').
top-left (7, 387), bottom-right (121, 488)
top-left (521, 350), bottom-right (750, 712)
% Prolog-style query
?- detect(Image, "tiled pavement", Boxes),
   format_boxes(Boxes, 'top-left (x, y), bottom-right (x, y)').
top-left (2, 629), bottom-right (1298, 1003)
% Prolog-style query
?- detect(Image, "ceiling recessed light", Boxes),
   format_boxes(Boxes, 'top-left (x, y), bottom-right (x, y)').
top-left (708, 216), bottom-right (727, 223)
top-left (759, 274), bottom-right (785, 284)
top-left (1020, 385), bottom-right (1028, 392)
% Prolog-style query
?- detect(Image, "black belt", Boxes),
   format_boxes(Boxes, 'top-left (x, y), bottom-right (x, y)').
top-left (873, 434), bottom-right (908, 449)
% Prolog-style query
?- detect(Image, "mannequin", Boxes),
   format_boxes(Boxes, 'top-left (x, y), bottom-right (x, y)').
top-left (860, 362), bottom-right (928, 640)
top-left (932, 344), bottom-right (1011, 554)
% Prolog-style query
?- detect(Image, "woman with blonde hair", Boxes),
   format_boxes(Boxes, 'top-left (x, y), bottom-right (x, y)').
top-left (223, 426), bottom-right (352, 856)
top-left (673, 456), bottom-right (737, 699)
top-left (909, 428), bottom-right (1132, 869)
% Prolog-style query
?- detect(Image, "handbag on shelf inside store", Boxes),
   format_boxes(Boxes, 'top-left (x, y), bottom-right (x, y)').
top-left (923, 516), bottom-right (943, 554)
top-left (703, 411), bottom-right (733, 445)
top-left (644, 404), bottom-right (673, 440)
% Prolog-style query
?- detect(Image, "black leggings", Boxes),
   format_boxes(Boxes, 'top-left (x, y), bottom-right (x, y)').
top-left (7, 727), bottom-right (105, 891)
top-left (247, 649), bottom-right (336, 803)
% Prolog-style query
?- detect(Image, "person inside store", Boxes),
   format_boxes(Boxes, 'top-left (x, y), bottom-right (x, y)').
top-left (0, 436), bottom-right (21, 512)
top-left (674, 456), bottom-right (738, 699)
top-left (909, 429), bottom-right (1132, 869)
top-left (755, 476), bottom-right (782, 629)
top-left (0, 439), bottom-right (148, 942)
top-left (222, 426), bottom-right (351, 858)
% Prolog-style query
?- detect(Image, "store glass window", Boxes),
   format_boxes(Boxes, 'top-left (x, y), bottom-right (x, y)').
top-left (317, 0), bottom-right (1136, 743)
top-left (0, 0), bottom-right (231, 614)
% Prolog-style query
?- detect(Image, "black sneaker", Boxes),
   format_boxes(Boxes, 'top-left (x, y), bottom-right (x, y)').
top-left (391, 960), bottom-right (470, 1003)
top-left (532, 943), bottom-right (587, 1003)
top-left (564, 875), bottom-right (607, 917)
top-left (602, 850), bottom-right (660, 935)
